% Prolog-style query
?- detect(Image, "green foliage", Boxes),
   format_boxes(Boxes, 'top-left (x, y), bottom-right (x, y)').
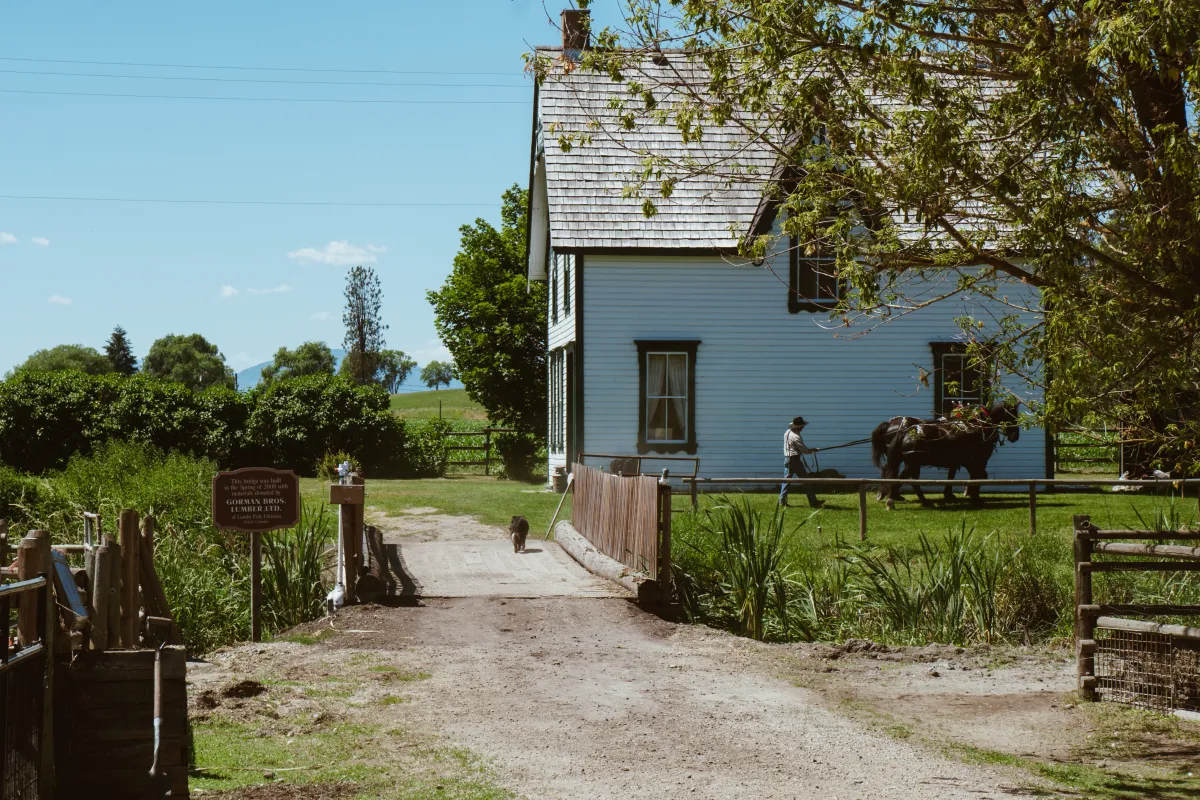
top-left (377, 349), bottom-right (417, 393)
top-left (571, 1), bottom-right (1200, 472)
top-left (0, 464), bottom-right (41, 525)
top-left (492, 430), bottom-right (540, 481)
top-left (420, 360), bottom-right (456, 391)
top-left (261, 503), bottom-right (334, 634)
top-left (259, 341), bottom-right (336, 388)
top-left (143, 333), bottom-right (235, 391)
top-left (428, 185), bottom-right (546, 435)
top-left (316, 451), bottom-right (363, 482)
top-left (342, 265), bottom-right (388, 385)
top-left (104, 326), bottom-right (138, 375)
top-left (10, 344), bottom-right (114, 376)
top-left (0, 372), bottom-right (431, 478)
top-left (404, 419), bottom-right (451, 478)
top-left (245, 374), bottom-right (407, 476)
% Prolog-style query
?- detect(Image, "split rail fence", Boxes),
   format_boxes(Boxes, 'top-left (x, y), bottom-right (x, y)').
top-left (681, 476), bottom-right (1200, 541)
top-left (1074, 514), bottom-right (1200, 715)
top-left (570, 464), bottom-right (672, 591)
top-left (444, 427), bottom-right (514, 475)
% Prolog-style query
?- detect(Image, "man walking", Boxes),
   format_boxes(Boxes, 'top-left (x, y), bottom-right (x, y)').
top-left (780, 416), bottom-right (824, 508)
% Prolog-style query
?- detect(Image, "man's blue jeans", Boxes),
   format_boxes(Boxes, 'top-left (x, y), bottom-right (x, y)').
top-left (780, 455), bottom-right (820, 506)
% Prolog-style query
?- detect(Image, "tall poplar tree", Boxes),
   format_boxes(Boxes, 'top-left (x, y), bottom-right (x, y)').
top-left (342, 265), bottom-right (387, 385)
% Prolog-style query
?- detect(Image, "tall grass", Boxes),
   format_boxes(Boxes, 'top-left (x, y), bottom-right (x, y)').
top-left (2, 441), bottom-right (333, 653)
top-left (261, 503), bottom-right (334, 634)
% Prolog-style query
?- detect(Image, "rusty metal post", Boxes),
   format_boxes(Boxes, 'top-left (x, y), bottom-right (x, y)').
top-left (858, 483), bottom-right (868, 541)
top-left (251, 531), bottom-right (262, 642)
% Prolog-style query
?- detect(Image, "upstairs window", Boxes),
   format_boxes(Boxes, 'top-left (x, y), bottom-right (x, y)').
top-left (931, 342), bottom-right (984, 416)
top-left (563, 255), bottom-right (572, 316)
top-left (551, 253), bottom-right (559, 324)
top-left (636, 340), bottom-right (699, 454)
top-left (788, 239), bottom-right (842, 313)
top-left (548, 349), bottom-right (565, 452)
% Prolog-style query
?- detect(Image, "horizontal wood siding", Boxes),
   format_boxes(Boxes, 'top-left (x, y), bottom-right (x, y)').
top-left (582, 254), bottom-right (1046, 480)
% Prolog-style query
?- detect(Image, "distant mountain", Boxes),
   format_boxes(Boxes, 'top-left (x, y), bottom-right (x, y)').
top-left (235, 349), bottom-right (461, 393)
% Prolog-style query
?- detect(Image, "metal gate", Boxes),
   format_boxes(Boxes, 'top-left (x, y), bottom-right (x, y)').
top-left (1, 575), bottom-right (54, 800)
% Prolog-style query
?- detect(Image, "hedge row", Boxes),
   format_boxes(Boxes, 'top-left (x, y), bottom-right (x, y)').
top-left (0, 371), bottom-right (445, 477)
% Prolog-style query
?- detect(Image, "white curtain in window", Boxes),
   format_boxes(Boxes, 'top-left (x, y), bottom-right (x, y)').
top-left (646, 354), bottom-right (667, 440)
top-left (667, 353), bottom-right (688, 440)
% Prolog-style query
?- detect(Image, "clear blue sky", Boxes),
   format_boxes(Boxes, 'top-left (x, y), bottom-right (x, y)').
top-left (0, 1), bottom-right (623, 375)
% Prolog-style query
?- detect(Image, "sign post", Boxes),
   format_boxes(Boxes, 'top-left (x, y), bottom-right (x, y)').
top-left (212, 467), bottom-right (301, 642)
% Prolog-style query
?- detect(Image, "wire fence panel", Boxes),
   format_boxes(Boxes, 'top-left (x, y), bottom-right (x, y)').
top-left (2, 647), bottom-right (45, 800)
top-left (1095, 626), bottom-right (1200, 713)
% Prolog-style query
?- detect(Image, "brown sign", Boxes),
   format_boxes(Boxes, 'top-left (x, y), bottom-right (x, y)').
top-left (212, 468), bottom-right (300, 532)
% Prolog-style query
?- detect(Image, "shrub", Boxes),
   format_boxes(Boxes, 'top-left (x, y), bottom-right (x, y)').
top-left (316, 451), bottom-right (363, 482)
top-left (405, 419), bottom-right (451, 477)
top-left (493, 430), bottom-right (540, 481)
top-left (0, 464), bottom-right (41, 526)
top-left (261, 503), bottom-right (334, 633)
top-left (0, 371), bottom-right (108, 473)
top-left (245, 375), bottom-right (407, 476)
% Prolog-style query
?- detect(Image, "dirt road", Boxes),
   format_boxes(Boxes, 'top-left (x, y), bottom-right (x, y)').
top-left (189, 509), bottom-right (1061, 799)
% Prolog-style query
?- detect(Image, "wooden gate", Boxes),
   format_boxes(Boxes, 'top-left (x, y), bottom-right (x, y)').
top-left (1074, 514), bottom-right (1200, 713)
top-left (570, 464), bottom-right (671, 588)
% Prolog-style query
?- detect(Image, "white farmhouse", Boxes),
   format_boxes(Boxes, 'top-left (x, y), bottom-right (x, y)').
top-left (527, 11), bottom-right (1046, 484)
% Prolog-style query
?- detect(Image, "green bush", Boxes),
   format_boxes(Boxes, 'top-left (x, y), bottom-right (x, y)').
top-left (0, 464), bottom-right (41, 526)
top-left (316, 451), bottom-right (363, 483)
top-left (244, 375), bottom-right (407, 476)
top-left (493, 430), bottom-right (540, 481)
top-left (0, 371), bottom-right (418, 478)
top-left (405, 419), bottom-right (451, 477)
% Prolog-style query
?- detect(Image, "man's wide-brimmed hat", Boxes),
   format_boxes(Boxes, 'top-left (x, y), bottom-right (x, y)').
top-left (792, 416), bottom-right (807, 427)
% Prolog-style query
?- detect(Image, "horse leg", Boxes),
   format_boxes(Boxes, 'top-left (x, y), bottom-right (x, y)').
top-left (908, 464), bottom-right (929, 504)
top-left (944, 466), bottom-right (957, 501)
top-left (967, 466), bottom-right (986, 504)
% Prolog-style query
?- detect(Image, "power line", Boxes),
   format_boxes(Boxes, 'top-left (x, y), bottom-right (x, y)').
top-left (0, 55), bottom-right (521, 77)
top-left (0, 88), bottom-right (526, 105)
top-left (0, 67), bottom-right (529, 89)
top-left (0, 194), bottom-right (498, 207)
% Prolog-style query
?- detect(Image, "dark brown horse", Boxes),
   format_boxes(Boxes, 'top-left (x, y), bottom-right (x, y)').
top-left (870, 402), bottom-right (1021, 508)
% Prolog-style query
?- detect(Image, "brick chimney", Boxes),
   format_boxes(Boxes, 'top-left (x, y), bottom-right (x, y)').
top-left (561, 8), bottom-right (590, 51)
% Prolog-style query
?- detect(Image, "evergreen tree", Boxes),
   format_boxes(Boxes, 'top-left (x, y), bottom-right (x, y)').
top-left (341, 266), bottom-right (388, 385)
top-left (104, 326), bottom-right (138, 375)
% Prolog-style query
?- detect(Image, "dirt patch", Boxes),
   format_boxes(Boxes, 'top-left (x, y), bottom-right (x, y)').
top-left (223, 679), bottom-right (267, 699)
top-left (204, 783), bottom-right (358, 799)
top-left (366, 509), bottom-right (505, 543)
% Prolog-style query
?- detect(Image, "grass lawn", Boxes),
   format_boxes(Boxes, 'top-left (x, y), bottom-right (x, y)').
top-left (301, 476), bottom-right (570, 533)
top-left (300, 474), bottom-right (1196, 547)
top-left (390, 388), bottom-right (487, 420)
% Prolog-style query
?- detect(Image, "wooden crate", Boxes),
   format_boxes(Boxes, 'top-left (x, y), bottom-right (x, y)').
top-left (54, 647), bottom-right (190, 798)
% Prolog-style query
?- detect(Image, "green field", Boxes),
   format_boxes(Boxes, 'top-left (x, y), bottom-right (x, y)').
top-left (389, 388), bottom-right (487, 420)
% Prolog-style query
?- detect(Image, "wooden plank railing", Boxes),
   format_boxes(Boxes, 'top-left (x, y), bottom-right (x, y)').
top-left (570, 464), bottom-right (668, 583)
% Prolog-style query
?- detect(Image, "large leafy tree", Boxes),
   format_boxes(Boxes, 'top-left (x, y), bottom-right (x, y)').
top-left (10, 344), bottom-right (113, 376)
top-left (419, 360), bottom-right (456, 391)
top-left (549, 0), bottom-right (1200, 473)
top-left (260, 341), bottom-right (336, 387)
top-left (104, 326), bottom-right (138, 375)
top-left (377, 349), bottom-right (418, 393)
top-left (143, 333), bottom-right (235, 391)
top-left (428, 185), bottom-right (546, 434)
top-left (342, 265), bottom-right (388, 385)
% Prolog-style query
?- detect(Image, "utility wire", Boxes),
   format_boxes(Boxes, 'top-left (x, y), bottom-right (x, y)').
top-left (0, 194), bottom-right (497, 207)
top-left (0, 67), bottom-right (529, 89)
top-left (0, 55), bottom-right (520, 77)
top-left (0, 88), bottom-right (526, 104)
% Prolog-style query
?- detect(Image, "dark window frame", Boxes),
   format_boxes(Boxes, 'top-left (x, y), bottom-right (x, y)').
top-left (550, 253), bottom-right (559, 324)
top-left (930, 342), bottom-right (985, 416)
top-left (635, 339), bottom-right (699, 455)
top-left (788, 237), bottom-right (842, 313)
top-left (563, 255), bottom-right (572, 316)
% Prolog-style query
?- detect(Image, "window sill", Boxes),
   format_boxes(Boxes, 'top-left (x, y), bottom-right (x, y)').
top-left (789, 300), bottom-right (838, 314)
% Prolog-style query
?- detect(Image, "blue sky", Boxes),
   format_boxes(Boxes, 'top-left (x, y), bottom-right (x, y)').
top-left (0, 1), bottom-right (623, 375)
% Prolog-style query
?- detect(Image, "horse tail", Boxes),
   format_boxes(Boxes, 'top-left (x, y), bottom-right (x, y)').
top-left (871, 421), bottom-right (892, 472)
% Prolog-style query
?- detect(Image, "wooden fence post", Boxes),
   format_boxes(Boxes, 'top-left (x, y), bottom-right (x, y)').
top-left (657, 474), bottom-right (672, 595)
top-left (1029, 483), bottom-right (1037, 537)
top-left (39, 574), bottom-right (55, 800)
top-left (485, 428), bottom-right (492, 477)
top-left (1074, 514), bottom-right (1096, 699)
top-left (91, 540), bottom-right (112, 651)
top-left (119, 509), bottom-right (140, 648)
top-left (16, 531), bottom-right (51, 645)
top-left (106, 536), bottom-right (121, 649)
top-left (858, 484), bottom-right (868, 542)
